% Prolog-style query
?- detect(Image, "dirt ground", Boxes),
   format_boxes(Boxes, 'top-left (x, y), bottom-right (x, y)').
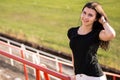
top-left (0, 64), bottom-right (24, 80)
top-left (0, 56), bottom-right (74, 80)
top-left (0, 60), bottom-right (36, 80)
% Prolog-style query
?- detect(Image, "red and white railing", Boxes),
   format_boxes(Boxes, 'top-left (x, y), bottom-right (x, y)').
top-left (0, 36), bottom-right (120, 80)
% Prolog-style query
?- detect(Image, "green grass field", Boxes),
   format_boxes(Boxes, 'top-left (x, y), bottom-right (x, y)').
top-left (0, 0), bottom-right (120, 70)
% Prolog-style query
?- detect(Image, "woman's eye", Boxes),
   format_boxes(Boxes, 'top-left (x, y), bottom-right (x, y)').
top-left (83, 11), bottom-right (86, 14)
top-left (88, 14), bottom-right (93, 17)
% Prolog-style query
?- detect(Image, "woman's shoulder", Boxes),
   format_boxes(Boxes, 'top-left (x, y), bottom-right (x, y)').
top-left (67, 26), bottom-right (79, 39)
top-left (68, 26), bottom-right (79, 32)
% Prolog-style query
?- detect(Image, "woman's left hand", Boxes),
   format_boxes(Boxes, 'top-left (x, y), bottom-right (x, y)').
top-left (99, 16), bottom-right (107, 25)
top-left (70, 75), bottom-right (76, 80)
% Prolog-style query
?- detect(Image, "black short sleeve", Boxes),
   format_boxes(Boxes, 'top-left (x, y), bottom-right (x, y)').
top-left (67, 27), bottom-right (79, 39)
top-left (67, 28), bottom-right (73, 39)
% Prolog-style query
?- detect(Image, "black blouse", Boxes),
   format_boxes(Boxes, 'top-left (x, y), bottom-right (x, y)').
top-left (67, 26), bottom-right (103, 77)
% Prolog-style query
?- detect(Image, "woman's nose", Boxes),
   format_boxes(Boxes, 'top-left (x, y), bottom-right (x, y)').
top-left (84, 15), bottom-right (89, 20)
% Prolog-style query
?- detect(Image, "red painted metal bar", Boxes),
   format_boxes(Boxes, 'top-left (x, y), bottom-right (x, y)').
top-left (59, 62), bottom-right (62, 73)
top-left (21, 49), bottom-right (29, 80)
top-left (113, 76), bottom-right (116, 80)
top-left (36, 69), bottom-right (41, 80)
top-left (0, 50), bottom-right (71, 80)
top-left (0, 40), bottom-right (120, 80)
top-left (44, 71), bottom-right (50, 80)
top-left (104, 72), bottom-right (120, 80)
top-left (41, 64), bottom-right (50, 80)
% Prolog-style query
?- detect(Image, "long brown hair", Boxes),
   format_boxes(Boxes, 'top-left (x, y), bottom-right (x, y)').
top-left (82, 2), bottom-right (109, 50)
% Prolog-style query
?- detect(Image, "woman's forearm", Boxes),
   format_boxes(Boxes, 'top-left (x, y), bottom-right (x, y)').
top-left (103, 22), bottom-right (116, 40)
top-left (99, 16), bottom-right (116, 41)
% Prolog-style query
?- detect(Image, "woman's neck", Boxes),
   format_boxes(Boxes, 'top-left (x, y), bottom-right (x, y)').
top-left (78, 25), bottom-right (92, 35)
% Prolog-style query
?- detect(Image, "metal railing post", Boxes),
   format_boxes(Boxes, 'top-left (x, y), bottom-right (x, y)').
top-left (59, 62), bottom-right (62, 73)
top-left (33, 51), bottom-right (41, 76)
top-left (8, 40), bottom-right (14, 66)
top-left (113, 76), bottom-right (116, 80)
top-left (44, 71), bottom-right (50, 80)
top-left (41, 64), bottom-right (50, 80)
top-left (36, 69), bottom-right (41, 80)
top-left (21, 44), bottom-right (29, 80)
top-left (56, 58), bottom-right (59, 72)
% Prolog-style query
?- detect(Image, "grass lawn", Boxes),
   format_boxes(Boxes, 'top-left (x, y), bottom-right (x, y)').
top-left (0, 0), bottom-right (120, 70)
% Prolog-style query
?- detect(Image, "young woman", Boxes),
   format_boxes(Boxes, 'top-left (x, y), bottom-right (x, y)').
top-left (67, 2), bottom-right (116, 80)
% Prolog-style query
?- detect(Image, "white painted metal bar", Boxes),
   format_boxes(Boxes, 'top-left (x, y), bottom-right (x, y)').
top-left (0, 36), bottom-right (72, 66)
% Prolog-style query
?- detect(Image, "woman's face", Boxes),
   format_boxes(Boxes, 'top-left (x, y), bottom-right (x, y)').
top-left (81, 7), bottom-right (97, 27)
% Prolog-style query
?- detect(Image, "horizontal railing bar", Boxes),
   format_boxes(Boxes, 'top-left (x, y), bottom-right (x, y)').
top-left (0, 49), bottom-right (70, 80)
top-left (0, 40), bottom-right (72, 67)
top-left (0, 36), bottom-right (72, 64)
top-left (104, 72), bottom-right (120, 78)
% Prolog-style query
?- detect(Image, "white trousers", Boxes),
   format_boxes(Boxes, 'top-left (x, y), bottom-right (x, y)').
top-left (70, 74), bottom-right (107, 80)
top-left (76, 74), bottom-right (107, 80)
